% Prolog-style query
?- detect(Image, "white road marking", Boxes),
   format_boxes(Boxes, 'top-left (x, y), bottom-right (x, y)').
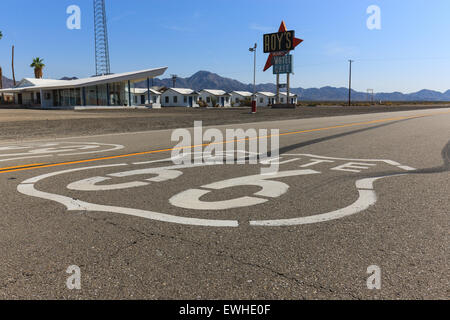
top-left (283, 153), bottom-right (403, 166)
top-left (17, 153), bottom-right (415, 228)
top-left (397, 165), bottom-right (416, 171)
top-left (67, 176), bottom-right (149, 191)
top-left (22, 164), bottom-right (128, 184)
top-left (18, 164), bottom-right (239, 227)
top-left (170, 189), bottom-right (268, 210)
top-left (331, 162), bottom-right (377, 173)
top-left (250, 188), bottom-right (378, 227)
top-left (260, 157), bottom-right (301, 165)
top-left (0, 142), bottom-right (124, 163)
top-left (0, 155), bottom-right (50, 163)
top-left (170, 170), bottom-right (319, 210)
top-left (250, 175), bottom-right (408, 227)
top-left (300, 159), bottom-right (335, 168)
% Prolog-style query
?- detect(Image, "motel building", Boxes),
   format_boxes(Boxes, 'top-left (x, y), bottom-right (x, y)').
top-left (0, 93), bottom-right (15, 103)
top-left (128, 88), bottom-right (162, 108)
top-left (0, 67), bottom-right (167, 108)
top-left (198, 89), bottom-right (231, 107)
top-left (280, 92), bottom-right (298, 104)
top-left (255, 92), bottom-right (276, 107)
top-left (229, 91), bottom-right (253, 107)
top-left (161, 88), bottom-right (199, 107)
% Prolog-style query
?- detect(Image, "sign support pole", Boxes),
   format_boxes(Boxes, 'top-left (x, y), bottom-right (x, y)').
top-left (276, 74), bottom-right (280, 103)
top-left (287, 73), bottom-right (290, 105)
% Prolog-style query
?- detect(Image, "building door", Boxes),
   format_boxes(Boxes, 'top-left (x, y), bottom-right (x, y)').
top-left (17, 94), bottom-right (22, 105)
top-left (221, 97), bottom-right (224, 106)
top-left (141, 95), bottom-right (145, 105)
top-left (189, 96), bottom-right (193, 107)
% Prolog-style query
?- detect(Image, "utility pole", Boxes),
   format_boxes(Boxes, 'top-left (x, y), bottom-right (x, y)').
top-left (12, 45), bottom-right (16, 86)
top-left (367, 89), bottom-right (374, 104)
top-left (249, 43), bottom-right (257, 113)
top-left (171, 74), bottom-right (178, 88)
top-left (348, 60), bottom-right (354, 106)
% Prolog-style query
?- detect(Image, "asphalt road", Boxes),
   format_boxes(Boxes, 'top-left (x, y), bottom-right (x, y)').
top-left (0, 108), bottom-right (448, 299)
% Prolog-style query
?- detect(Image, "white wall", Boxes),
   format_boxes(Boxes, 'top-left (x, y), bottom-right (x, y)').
top-left (129, 92), bottom-right (162, 108)
top-left (198, 91), bottom-right (231, 107)
top-left (255, 94), bottom-right (275, 107)
top-left (229, 93), bottom-right (251, 107)
top-left (280, 95), bottom-right (298, 104)
top-left (41, 90), bottom-right (54, 108)
top-left (19, 92), bottom-right (34, 105)
top-left (161, 90), bottom-right (199, 107)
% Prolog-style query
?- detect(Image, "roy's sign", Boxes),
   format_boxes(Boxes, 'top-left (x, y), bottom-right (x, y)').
top-left (262, 21), bottom-right (303, 72)
top-left (263, 30), bottom-right (296, 53)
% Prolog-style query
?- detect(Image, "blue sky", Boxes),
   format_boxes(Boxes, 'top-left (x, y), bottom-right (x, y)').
top-left (1, 0), bottom-right (450, 93)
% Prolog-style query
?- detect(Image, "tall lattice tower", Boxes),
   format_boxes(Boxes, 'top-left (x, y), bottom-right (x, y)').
top-left (93, 0), bottom-right (111, 75)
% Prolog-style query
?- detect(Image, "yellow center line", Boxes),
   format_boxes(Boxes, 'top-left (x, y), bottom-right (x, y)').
top-left (0, 111), bottom-right (449, 175)
top-left (0, 163), bottom-right (47, 170)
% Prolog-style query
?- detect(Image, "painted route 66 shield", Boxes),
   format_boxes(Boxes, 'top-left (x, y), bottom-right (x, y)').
top-left (18, 152), bottom-right (415, 228)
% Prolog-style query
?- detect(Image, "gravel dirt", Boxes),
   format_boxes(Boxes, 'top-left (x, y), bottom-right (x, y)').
top-left (0, 104), bottom-right (449, 141)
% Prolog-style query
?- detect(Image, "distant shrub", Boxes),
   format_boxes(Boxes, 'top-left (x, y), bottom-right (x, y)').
top-left (241, 98), bottom-right (252, 107)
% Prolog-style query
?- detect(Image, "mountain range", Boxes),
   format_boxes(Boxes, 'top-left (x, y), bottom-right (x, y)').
top-left (1, 76), bottom-right (15, 89)
top-left (2, 72), bottom-right (450, 101)
top-left (135, 71), bottom-right (450, 102)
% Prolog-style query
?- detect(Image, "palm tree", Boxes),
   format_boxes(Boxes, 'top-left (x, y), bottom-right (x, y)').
top-left (30, 57), bottom-right (45, 79)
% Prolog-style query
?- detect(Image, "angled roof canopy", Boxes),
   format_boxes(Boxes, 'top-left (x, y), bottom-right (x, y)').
top-left (0, 67), bottom-right (168, 93)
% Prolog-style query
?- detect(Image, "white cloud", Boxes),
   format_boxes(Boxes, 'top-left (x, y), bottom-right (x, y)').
top-left (162, 25), bottom-right (194, 32)
top-left (110, 11), bottom-right (136, 23)
top-left (324, 42), bottom-right (359, 57)
top-left (249, 23), bottom-right (271, 32)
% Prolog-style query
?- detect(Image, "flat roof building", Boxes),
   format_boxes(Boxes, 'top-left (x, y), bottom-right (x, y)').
top-left (198, 89), bottom-right (231, 107)
top-left (0, 67), bottom-right (167, 108)
top-left (256, 92), bottom-right (276, 107)
top-left (229, 91), bottom-right (253, 107)
top-left (161, 88), bottom-right (199, 108)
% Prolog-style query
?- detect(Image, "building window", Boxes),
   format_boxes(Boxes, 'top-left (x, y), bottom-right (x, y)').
top-left (199, 97), bottom-right (202, 101)
top-left (174, 96), bottom-right (178, 103)
top-left (260, 98), bottom-right (264, 103)
top-left (184, 96), bottom-right (187, 103)
top-left (165, 96), bottom-right (169, 103)
top-left (281, 98), bottom-right (284, 103)
top-left (134, 96), bottom-right (138, 104)
top-left (206, 97), bottom-right (211, 103)
top-left (235, 98), bottom-right (240, 103)
top-left (225, 97), bottom-right (229, 102)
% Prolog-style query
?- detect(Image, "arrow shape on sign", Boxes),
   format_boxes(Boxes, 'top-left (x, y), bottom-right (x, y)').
top-left (263, 21), bottom-right (303, 72)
